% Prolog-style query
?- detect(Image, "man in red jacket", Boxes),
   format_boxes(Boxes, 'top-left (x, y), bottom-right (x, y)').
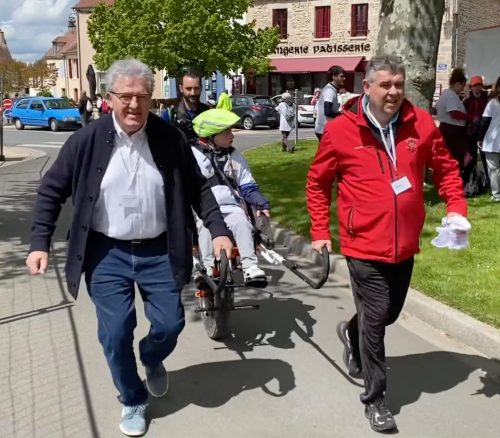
top-left (306, 55), bottom-right (467, 433)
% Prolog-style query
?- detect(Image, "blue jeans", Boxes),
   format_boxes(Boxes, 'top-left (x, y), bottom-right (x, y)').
top-left (84, 232), bottom-right (185, 406)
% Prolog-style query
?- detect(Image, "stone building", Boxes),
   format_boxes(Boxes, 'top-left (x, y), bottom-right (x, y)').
top-left (247, 0), bottom-right (500, 97)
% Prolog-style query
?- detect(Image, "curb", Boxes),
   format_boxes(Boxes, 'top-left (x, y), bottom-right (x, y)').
top-left (0, 147), bottom-right (47, 168)
top-left (270, 222), bottom-right (500, 359)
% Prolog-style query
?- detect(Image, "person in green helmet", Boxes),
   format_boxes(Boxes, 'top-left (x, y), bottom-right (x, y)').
top-left (192, 108), bottom-right (270, 284)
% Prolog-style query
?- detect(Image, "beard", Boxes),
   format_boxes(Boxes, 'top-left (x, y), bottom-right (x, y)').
top-left (183, 93), bottom-right (200, 104)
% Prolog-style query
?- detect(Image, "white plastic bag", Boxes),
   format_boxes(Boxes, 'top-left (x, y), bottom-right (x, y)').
top-left (431, 216), bottom-right (471, 250)
top-left (86, 100), bottom-right (93, 112)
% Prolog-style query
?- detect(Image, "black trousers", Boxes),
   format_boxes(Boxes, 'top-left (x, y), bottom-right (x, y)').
top-left (346, 256), bottom-right (414, 404)
top-left (315, 132), bottom-right (322, 142)
top-left (464, 132), bottom-right (489, 185)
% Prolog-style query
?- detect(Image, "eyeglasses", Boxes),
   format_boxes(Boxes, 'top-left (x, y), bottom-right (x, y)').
top-left (109, 92), bottom-right (151, 104)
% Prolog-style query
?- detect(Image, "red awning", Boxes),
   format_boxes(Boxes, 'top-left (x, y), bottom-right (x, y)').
top-left (270, 56), bottom-right (364, 73)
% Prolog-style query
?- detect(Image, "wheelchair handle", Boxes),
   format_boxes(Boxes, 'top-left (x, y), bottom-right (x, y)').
top-left (256, 213), bottom-right (275, 250)
top-left (282, 246), bottom-right (330, 290)
top-left (200, 249), bottom-right (228, 295)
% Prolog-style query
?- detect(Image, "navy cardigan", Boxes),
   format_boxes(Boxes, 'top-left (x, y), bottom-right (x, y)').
top-left (30, 112), bottom-right (231, 299)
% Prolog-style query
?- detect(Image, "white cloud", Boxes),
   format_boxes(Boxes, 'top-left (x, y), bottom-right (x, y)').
top-left (0, 0), bottom-right (74, 62)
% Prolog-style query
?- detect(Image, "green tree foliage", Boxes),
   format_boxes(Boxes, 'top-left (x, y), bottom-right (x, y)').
top-left (0, 59), bottom-right (27, 92)
top-left (25, 60), bottom-right (59, 92)
top-left (87, 0), bottom-right (281, 77)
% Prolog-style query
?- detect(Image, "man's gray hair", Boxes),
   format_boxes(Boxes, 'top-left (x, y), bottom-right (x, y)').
top-left (365, 55), bottom-right (406, 83)
top-left (106, 59), bottom-right (155, 94)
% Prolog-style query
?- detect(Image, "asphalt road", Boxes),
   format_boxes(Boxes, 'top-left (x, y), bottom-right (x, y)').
top-left (1, 124), bottom-right (316, 154)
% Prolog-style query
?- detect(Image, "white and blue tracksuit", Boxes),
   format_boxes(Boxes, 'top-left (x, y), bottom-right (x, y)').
top-left (191, 144), bottom-right (270, 268)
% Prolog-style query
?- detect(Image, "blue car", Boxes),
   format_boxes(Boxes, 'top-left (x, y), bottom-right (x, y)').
top-left (12, 97), bottom-right (82, 132)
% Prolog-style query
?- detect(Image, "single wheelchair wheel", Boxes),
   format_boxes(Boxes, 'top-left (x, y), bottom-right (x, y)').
top-left (199, 287), bottom-right (232, 340)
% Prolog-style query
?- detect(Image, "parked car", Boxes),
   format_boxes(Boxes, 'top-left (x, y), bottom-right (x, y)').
top-left (271, 94), bottom-right (315, 127)
top-left (12, 97), bottom-right (81, 132)
top-left (230, 95), bottom-right (279, 130)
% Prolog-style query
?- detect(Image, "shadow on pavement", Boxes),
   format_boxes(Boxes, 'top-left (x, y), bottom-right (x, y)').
top-left (203, 287), bottom-right (363, 389)
top-left (0, 163), bottom-right (101, 437)
top-left (146, 358), bottom-right (295, 422)
top-left (387, 351), bottom-right (500, 415)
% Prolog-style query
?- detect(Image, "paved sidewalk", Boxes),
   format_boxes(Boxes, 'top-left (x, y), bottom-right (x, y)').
top-left (1, 156), bottom-right (500, 438)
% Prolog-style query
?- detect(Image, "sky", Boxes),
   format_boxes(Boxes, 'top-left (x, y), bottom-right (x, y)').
top-left (0, 0), bottom-right (74, 62)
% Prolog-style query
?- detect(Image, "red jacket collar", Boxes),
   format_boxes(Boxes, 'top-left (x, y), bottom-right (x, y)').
top-left (343, 94), bottom-right (416, 128)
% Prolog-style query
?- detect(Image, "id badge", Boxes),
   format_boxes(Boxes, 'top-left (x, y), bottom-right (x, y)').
top-left (120, 193), bottom-right (139, 208)
top-left (391, 176), bottom-right (412, 195)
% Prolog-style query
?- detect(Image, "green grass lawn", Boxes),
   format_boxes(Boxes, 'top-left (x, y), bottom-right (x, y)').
top-left (245, 139), bottom-right (500, 328)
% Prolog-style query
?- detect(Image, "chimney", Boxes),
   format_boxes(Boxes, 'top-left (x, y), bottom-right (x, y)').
top-left (0, 29), bottom-right (5, 45)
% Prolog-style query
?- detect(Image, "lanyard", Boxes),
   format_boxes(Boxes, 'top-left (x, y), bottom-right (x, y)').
top-left (366, 105), bottom-right (397, 171)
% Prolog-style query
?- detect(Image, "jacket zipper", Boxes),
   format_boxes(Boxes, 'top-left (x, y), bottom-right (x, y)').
top-left (348, 207), bottom-right (354, 240)
top-left (386, 156), bottom-right (399, 263)
top-left (375, 148), bottom-right (385, 174)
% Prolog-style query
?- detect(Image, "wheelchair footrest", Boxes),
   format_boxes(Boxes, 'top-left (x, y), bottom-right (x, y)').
top-left (194, 304), bottom-right (259, 313)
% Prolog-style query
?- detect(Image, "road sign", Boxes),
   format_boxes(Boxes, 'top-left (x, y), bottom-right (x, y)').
top-left (438, 64), bottom-right (448, 71)
top-left (2, 99), bottom-right (13, 110)
top-left (3, 109), bottom-right (12, 118)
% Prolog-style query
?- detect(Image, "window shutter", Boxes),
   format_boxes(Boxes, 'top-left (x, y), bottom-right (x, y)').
top-left (273, 9), bottom-right (277, 28)
top-left (351, 4), bottom-right (357, 36)
top-left (315, 7), bottom-right (321, 38)
top-left (363, 4), bottom-right (369, 36)
top-left (283, 9), bottom-right (288, 39)
top-left (325, 7), bottom-right (331, 38)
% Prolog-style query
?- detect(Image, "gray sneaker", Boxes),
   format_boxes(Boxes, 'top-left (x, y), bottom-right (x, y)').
top-left (145, 363), bottom-right (169, 398)
top-left (119, 405), bottom-right (146, 437)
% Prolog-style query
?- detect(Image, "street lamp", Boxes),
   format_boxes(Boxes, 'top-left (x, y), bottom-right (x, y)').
top-left (68, 13), bottom-right (76, 34)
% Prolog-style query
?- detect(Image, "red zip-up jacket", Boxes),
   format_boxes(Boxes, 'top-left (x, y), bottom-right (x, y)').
top-left (306, 96), bottom-right (467, 264)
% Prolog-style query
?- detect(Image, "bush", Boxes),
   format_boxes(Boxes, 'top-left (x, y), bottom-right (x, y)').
top-left (36, 90), bottom-right (53, 97)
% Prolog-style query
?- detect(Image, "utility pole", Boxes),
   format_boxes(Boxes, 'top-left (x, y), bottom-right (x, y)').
top-left (294, 88), bottom-right (298, 147)
top-left (0, 76), bottom-right (5, 162)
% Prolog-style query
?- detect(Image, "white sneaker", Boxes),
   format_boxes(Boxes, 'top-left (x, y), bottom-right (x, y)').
top-left (243, 265), bottom-right (266, 282)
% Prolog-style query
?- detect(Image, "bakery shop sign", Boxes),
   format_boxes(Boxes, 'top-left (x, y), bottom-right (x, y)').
top-left (275, 43), bottom-right (371, 56)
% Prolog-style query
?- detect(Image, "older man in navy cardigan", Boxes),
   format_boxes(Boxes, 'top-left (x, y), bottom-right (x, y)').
top-left (26, 59), bottom-right (233, 437)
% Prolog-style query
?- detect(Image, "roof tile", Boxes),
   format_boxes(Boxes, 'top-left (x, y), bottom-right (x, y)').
top-left (73, 0), bottom-right (113, 9)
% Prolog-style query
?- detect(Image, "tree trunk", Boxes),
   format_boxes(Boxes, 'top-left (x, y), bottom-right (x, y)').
top-left (377, 0), bottom-right (446, 111)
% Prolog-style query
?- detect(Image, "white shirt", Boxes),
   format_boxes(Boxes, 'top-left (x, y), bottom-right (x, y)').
top-left (482, 99), bottom-right (500, 153)
top-left (315, 83), bottom-right (338, 134)
top-left (437, 88), bottom-right (467, 126)
top-left (91, 114), bottom-right (167, 240)
top-left (277, 101), bottom-right (295, 132)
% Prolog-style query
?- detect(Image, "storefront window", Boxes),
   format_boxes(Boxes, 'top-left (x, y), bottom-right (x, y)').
top-left (313, 72), bottom-right (327, 91)
top-left (271, 74), bottom-right (282, 97)
top-left (300, 74), bottom-right (312, 95)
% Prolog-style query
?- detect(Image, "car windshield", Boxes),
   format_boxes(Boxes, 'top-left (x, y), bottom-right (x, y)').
top-left (254, 97), bottom-right (273, 106)
top-left (44, 99), bottom-right (75, 109)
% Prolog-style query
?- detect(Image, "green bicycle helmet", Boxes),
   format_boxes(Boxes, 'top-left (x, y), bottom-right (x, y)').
top-left (193, 108), bottom-right (240, 138)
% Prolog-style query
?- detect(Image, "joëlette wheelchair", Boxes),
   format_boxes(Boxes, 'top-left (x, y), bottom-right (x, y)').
top-left (192, 205), bottom-right (331, 340)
